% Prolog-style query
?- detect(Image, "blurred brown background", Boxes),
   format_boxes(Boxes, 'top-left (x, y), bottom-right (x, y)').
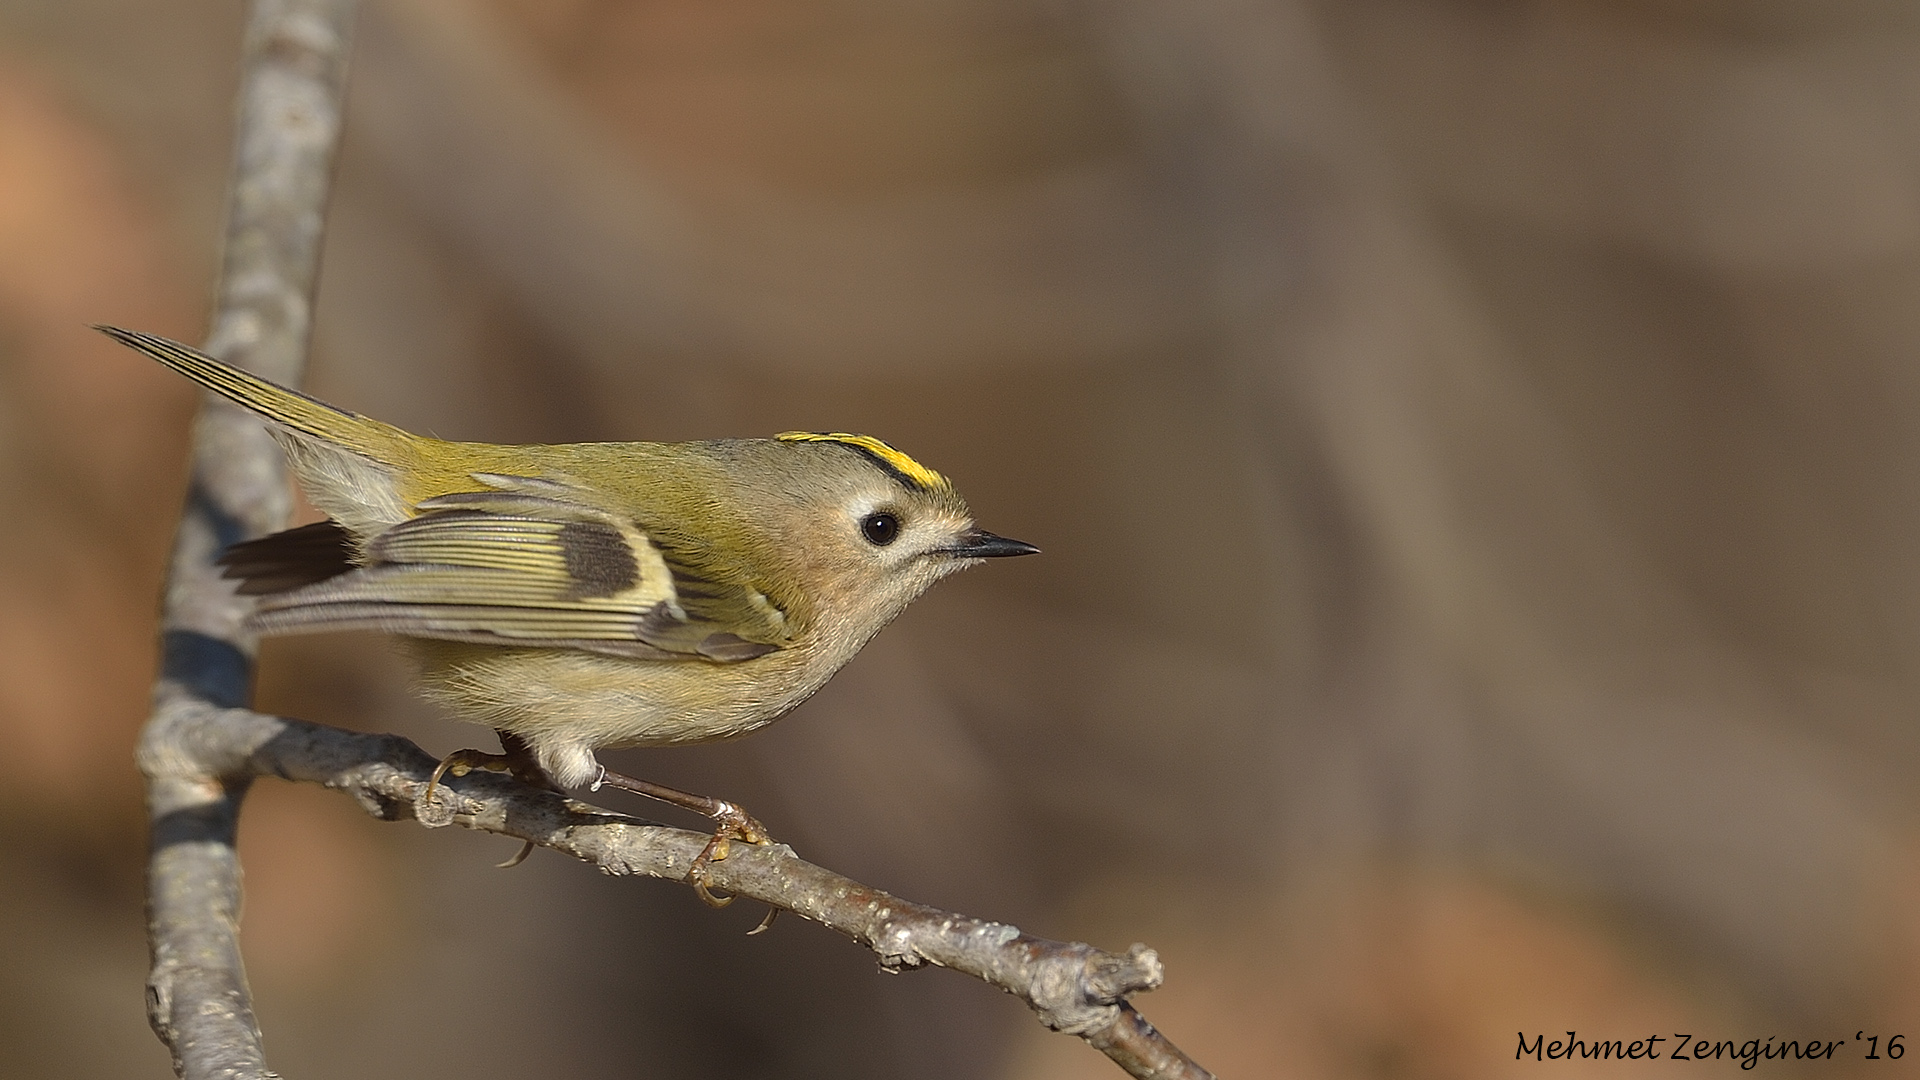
top-left (4, 0), bottom-right (1920, 1076)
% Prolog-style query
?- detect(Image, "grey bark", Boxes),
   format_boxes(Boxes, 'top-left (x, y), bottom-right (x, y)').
top-left (143, 2), bottom-right (355, 1077)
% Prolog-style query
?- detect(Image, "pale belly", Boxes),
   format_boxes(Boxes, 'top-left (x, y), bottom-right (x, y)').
top-left (409, 641), bottom-right (839, 787)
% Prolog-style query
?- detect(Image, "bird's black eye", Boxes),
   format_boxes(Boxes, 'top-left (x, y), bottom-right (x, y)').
top-left (860, 511), bottom-right (901, 546)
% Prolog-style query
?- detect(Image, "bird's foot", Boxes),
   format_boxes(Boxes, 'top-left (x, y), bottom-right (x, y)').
top-left (595, 769), bottom-right (772, 907)
top-left (423, 747), bottom-right (513, 804)
top-left (687, 799), bottom-right (771, 908)
top-left (423, 732), bottom-right (554, 867)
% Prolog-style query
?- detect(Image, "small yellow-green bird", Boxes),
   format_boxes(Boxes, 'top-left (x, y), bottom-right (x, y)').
top-left (103, 326), bottom-right (1035, 889)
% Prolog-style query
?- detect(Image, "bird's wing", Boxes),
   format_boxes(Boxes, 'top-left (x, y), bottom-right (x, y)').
top-left (243, 473), bottom-right (789, 661)
top-left (219, 519), bottom-right (357, 595)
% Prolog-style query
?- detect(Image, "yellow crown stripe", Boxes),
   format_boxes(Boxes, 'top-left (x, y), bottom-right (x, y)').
top-left (776, 432), bottom-right (951, 494)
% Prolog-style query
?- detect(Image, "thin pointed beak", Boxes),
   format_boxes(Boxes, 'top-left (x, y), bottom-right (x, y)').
top-left (945, 529), bottom-right (1040, 559)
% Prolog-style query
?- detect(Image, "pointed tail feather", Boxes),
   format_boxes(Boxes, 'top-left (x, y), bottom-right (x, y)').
top-left (95, 326), bottom-right (408, 463)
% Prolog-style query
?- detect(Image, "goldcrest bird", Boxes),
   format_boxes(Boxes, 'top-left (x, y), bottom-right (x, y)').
top-left (103, 326), bottom-right (1036, 890)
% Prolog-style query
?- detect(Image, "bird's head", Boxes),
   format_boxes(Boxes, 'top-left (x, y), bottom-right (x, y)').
top-left (741, 432), bottom-right (1038, 651)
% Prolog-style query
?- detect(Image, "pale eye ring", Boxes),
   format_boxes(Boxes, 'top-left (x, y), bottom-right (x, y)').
top-left (860, 511), bottom-right (901, 546)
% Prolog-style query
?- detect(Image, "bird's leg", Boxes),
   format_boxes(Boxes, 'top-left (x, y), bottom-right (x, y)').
top-left (495, 730), bottom-right (562, 789)
top-left (423, 731), bottom-right (555, 867)
top-left (594, 768), bottom-right (771, 907)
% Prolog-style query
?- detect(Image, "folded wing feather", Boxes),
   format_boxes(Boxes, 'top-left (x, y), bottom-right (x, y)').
top-left (241, 473), bottom-right (786, 662)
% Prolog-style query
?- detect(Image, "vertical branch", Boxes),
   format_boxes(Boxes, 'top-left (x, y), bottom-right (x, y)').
top-left (140, 2), bottom-right (356, 1076)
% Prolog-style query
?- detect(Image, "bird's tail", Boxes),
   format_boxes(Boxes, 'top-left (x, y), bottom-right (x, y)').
top-left (95, 326), bottom-right (408, 462)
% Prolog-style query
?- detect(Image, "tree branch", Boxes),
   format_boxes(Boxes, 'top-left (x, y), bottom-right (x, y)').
top-left (139, 2), bottom-right (1214, 1078)
top-left (143, 2), bottom-right (355, 1077)
top-left (212, 707), bottom-right (1214, 1078)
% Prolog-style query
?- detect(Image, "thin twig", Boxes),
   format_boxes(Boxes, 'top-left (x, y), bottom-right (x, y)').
top-left (219, 708), bottom-right (1215, 1079)
top-left (138, 2), bottom-right (1214, 1079)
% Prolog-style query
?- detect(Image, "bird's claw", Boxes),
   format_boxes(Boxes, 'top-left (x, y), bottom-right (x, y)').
top-left (423, 748), bottom-right (513, 807)
top-left (686, 801), bottom-right (771, 908)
